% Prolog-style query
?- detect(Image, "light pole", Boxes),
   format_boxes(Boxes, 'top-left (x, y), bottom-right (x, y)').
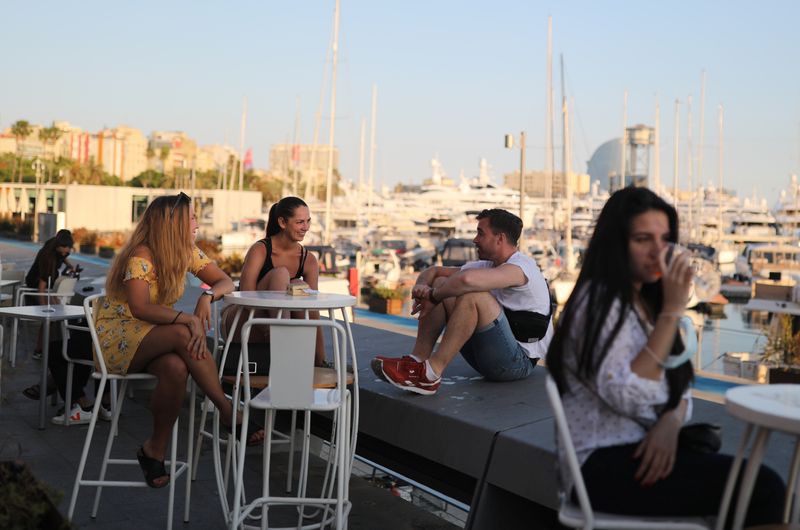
top-left (31, 158), bottom-right (45, 242)
top-left (504, 131), bottom-right (526, 225)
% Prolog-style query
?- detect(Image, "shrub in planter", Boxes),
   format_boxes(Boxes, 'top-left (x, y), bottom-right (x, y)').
top-left (768, 366), bottom-right (800, 384)
top-left (98, 246), bottom-right (115, 259)
top-left (77, 230), bottom-right (98, 254)
top-left (96, 232), bottom-right (126, 250)
top-left (196, 238), bottom-right (222, 261)
top-left (71, 227), bottom-right (90, 245)
top-left (15, 219), bottom-right (33, 241)
top-left (218, 253), bottom-right (245, 278)
top-left (761, 313), bottom-right (800, 384)
top-left (368, 285), bottom-right (407, 315)
top-left (0, 216), bottom-right (15, 236)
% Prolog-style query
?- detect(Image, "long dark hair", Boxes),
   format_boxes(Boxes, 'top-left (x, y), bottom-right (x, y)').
top-left (266, 196), bottom-right (308, 237)
top-left (36, 229), bottom-right (74, 284)
top-left (546, 186), bottom-right (693, 410)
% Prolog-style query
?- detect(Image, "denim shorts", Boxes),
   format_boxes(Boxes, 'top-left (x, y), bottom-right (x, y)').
top-left (459, 310), bottom-right (538, 382)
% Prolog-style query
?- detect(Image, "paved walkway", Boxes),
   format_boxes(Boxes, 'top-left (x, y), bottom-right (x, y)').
top-left (0, 240), bottom-right (459, 529)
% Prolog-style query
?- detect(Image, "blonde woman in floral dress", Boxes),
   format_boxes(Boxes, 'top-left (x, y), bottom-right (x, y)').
top-left (96, 192), bottom-right (259, 489)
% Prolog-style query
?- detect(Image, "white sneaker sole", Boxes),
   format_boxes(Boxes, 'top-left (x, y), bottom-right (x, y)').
top-left (381, 368), bottom-right (439, 396)
top-left (51, 416), bottom-right (91, 426)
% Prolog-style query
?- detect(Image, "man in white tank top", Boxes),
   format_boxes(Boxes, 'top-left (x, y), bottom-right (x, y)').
top-left (372, 209), bottom-right (553, 395)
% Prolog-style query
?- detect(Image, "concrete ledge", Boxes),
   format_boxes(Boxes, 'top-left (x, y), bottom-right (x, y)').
top-left (349, 321), bottom-right (796, 530)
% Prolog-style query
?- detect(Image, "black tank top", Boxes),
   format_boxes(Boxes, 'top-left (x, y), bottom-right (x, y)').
top-left (256, 238), bottom-right (308, 283)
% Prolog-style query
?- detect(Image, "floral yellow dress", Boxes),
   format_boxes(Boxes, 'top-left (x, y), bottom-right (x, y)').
top-left (95, 246), bottom-right (212, 374)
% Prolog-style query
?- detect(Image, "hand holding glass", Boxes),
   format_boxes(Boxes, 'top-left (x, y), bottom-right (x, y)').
top-left (664, 244), bottom-right (721, 302)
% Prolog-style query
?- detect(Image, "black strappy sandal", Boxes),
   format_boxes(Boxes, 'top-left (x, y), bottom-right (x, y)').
top-left (22, 382), bottom-right (56, 400)
top-left (225, 419), bottom-right (265, 447)
top-left (136, 446), bottom-right (169, 488)
top-left (243, 421), bottom-right (265, 447)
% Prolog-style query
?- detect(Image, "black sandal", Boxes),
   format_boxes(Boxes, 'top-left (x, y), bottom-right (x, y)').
top-left (136, 446), bottom-right (169, 488)
top-left (244, 421), bottom-right (265, 447)
top-left (226, 419), bottom-right (265, 447)
top-left (22, 383), bottom-right (56, 401)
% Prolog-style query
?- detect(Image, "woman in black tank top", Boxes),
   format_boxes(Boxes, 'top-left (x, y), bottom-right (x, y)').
top-left (221, 197), bottom-right (325, 364)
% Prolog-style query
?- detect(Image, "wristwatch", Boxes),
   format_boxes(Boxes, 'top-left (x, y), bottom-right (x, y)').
top-left (202, 289), bottom-right (216, 302)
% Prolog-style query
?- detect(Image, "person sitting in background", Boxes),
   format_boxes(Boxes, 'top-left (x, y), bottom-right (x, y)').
top-left (24, 229), bottom-right (76, 359)
top-left (22, 322), bottom-right (113, 426)
top-left (546, 186), bottom-right (784, 526)
top-left (220, 196), bottom-right (324, 370)
top-left (21, 230), bottom-right (107, 422)
top-left (47, 325), bottom-right (112, 425)
top-left (96, 192), bottom-right (258, 489)
top-left (373, 208), bottom-right (552, 395)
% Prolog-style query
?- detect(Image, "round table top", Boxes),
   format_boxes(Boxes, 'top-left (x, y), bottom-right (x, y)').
top-left (0, 303), bottom-right (85, 321)
top-left (725, 384), bottom-right (800, 434)
top-left (224, 290), bottom-right (357, 310)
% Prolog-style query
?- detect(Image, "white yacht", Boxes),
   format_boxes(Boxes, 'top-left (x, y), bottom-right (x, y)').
top-left (774, 174), bottom-right (800, 237)
top-left (730, 198), bottom-right (778, 238)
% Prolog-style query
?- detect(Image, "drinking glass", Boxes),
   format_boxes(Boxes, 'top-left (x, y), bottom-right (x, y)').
top-left (665, 243), bottom-right (721, 302)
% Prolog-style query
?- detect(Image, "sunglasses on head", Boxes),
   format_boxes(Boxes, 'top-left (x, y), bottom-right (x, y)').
top-left (169, 192), bottom-right (191, 217)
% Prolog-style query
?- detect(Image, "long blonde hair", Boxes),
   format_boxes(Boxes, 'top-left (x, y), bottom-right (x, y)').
top-left (106, 194), bottom-right (193, 304)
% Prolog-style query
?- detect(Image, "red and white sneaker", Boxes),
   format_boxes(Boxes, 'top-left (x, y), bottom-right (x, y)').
top-left (370, 355), bottom-right (415, 382)
top-left (51, 404), bottom-right (93, 426)
top-left (380, 357), bottom-right (441, 395)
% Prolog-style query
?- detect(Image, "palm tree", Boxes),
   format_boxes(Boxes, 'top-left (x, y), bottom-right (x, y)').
top-left (10, 120), bottom-right (32, 182)
top-left (71, 158), bottom-right (105, 185)
top-left (159, 146), bottom-right (170, 177)
top-left (38, 125), bottom-right (63, 182)
top-left (146, 145), bottom-right (155, 172)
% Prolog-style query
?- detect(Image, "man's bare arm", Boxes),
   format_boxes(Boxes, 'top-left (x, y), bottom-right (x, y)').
top-left (431, 264), bottom-right (526, 302)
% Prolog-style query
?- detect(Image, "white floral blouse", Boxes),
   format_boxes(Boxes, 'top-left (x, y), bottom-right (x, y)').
top-left (558, 286), bottom-right (692, 491)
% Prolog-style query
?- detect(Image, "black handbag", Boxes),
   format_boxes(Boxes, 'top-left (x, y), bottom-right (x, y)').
top-left (678, 422), bottom-right (722, 454)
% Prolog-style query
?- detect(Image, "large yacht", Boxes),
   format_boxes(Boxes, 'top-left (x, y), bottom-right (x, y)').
top-left (730, 197), bottom-right (778, 238)
top-left (774, 174), bottom-right (800, 237)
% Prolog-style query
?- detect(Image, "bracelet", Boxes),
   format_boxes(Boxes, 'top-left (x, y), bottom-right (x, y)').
top-left (642, 344), bottom-right (666, 368)
top-left (658, 311), bottom-right (684, 320)
top-left (171, 311), bottom-right (182, 324)
top-left (429, 288), bottom-right (440, 305)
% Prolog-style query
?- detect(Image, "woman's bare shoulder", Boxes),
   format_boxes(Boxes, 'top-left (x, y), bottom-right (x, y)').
top-left (131, 245), bottom-right (154, 261)
top-left (303, 247), bottom-right (319, 268)
top-left (244, 240), bottom-right (267, 260)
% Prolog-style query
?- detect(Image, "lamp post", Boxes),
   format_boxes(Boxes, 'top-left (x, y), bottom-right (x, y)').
top-left (31, 158), bottom-right (45, 243)
top-left (504, 131), bottom-right (526, 225)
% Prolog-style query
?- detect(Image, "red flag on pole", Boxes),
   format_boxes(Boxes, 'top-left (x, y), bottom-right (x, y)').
top-left (244, 148), bottom-right (253, 169)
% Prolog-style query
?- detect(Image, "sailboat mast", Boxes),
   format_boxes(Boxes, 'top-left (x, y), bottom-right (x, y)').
top-left (545, 16), bottom-right (554, 207)
top-left (519, 131), bottom-right (526, 225)
top-left (292, 96), bottom-right (301, 195)
top-left (620, 91), bottom-right (627, 188)
top-left (653, 96), bottom-right (661, 193)
top-left (698, 70), bottom-right (706, 188)
top-left (717, 104), bottom-right (724, 243)
top-left (368, 84), bottom-right (378, 223)
top-left (561, 55), bottom-right (574, 272)
top-left (358, 117), bottom-right (366, 232)
top-left (306, 21), bottom-right (333, 200)
top-left (673, 99), bottom-right (680, 206)
top-left (687, 95), bottom-right (694, 241)
top-left (323, 0), bottom-right (340, 245)
top-left (238, 96), bottom-right (247, 191)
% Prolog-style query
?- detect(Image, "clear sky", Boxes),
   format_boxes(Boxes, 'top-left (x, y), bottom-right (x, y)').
top-left (2, 1), bottom-right (798, 203)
